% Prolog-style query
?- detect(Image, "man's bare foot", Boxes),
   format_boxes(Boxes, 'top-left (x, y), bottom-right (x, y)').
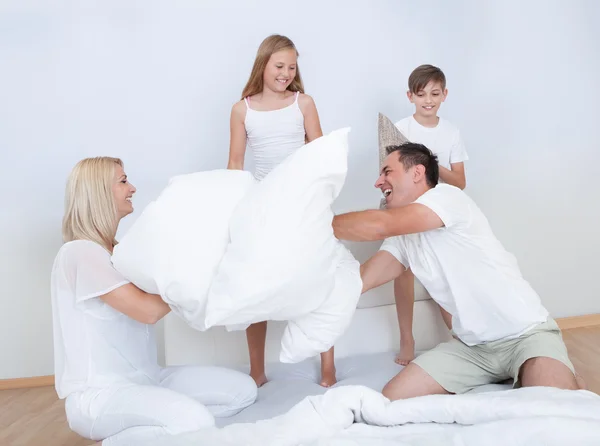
top-left (394, 340), bottom-right (415, 366)
top-left (320, 368), bottom-right (337, 387)
top-left (250, 371), bottom-right (268, 388)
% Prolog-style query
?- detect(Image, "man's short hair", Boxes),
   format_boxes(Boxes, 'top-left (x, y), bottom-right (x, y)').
top-left (386, 143), bottom-right (439, 188)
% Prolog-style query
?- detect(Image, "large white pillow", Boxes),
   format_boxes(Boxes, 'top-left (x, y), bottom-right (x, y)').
top-left (112, 169), bottom-right (256, 330)
top-left (280, 243), bottom-right (362, 363)
top-left (204, 128), bottom-right (354, 330)
top-left (112, 127), bottom-right (362, 363)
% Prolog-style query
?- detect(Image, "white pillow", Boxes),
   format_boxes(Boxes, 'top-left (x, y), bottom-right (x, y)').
top-left (112, 127), bottom-right (361, 363)
top-left (280, 243), bottom-right (362, 363)
top-left (112, 169), bottom-right (256, 330)
top-left (204, 128), bottom-right (353, 330)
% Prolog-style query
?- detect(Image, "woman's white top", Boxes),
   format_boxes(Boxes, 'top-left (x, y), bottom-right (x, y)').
top-left (51, 240), bottom-right (161, 398)
top-left (244, 91), bottom-right (306, 180)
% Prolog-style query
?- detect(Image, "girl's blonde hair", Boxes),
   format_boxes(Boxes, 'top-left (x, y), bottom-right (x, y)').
top-left (241, 34), bottom-right (304, 99)
top-left (62, 157), bottom-right (123, 251)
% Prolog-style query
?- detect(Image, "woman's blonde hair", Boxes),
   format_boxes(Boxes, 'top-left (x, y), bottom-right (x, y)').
top-left (241, 34), bottom-right (304, 99)
top-left (62, 157), bottom-right (123, 251)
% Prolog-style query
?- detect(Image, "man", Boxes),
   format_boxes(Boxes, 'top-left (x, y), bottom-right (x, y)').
top-left (332, 142), bottom-right (580, 400)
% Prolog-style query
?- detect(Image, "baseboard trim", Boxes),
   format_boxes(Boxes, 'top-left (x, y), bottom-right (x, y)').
top-left (1, 314), bottom-right (598, 389)
top-left (556, 313), bottom-right (600, 330)
top-left (0, 375), bottom-right (54, 391)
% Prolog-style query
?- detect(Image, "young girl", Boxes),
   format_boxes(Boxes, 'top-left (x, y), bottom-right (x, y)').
top-left (227, 34), bottom-right (337, 388)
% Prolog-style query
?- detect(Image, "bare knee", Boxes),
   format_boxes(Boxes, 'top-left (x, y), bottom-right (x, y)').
top-left (381, 384), bottom-right (394, 400)
top-left (382, 378), bottom-right (404, 400)
top-left (519, 357), bottom-right (578, 390)
top-left (382, 363), bottom-right (449, 401)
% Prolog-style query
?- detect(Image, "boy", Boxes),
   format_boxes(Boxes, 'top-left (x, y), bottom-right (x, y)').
top-left (393, 64), bottom-right (469, 365)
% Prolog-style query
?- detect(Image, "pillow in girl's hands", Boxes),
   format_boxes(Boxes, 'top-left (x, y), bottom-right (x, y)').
top-left (111, 169), bottom-right (256, 330)
top-left (112, 127), bottom-right (362, 362)
top-left (204, 128), bottom-right (356, 331)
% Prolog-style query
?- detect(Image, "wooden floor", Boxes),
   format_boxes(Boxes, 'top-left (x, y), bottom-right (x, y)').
top-left (2, 326), bottom-right (599, 446)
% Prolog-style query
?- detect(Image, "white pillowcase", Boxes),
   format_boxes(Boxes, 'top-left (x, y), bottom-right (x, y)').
top-left (280, 243), bottom-right (362, 363)
top-left (112, 127), bottom-right (362, 362)
top-left (204, 127), bottom-right (353, 328)
top-left (112, 169), bottom-right (256, 331)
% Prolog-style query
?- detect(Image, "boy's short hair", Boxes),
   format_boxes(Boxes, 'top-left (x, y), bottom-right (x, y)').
top-left (408, 64), bottom-right (446, 93)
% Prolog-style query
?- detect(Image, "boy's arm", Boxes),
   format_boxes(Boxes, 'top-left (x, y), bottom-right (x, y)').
top-left (332, 204), bottom-right (444, 242)
top-left (440, 129), bottom-right (468, 189)
top-left (361, 251), bottom-right (405, 293)
top-left (439, 162), bottom-right (466, 189)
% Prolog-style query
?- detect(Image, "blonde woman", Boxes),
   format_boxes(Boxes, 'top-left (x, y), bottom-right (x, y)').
top-left (51, 157), bottom-right (257, 446)
top-left (227, 34), bottom-right (337, 389)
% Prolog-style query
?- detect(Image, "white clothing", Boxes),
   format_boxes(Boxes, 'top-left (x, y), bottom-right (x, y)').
top-left (51, 239), bottom-right (257, 444)
top-left (65, 365), bottom-right (257, 446)
top-left (380, 184), bottom-right (549, 346)
top-left (395, 115), bottom-right (468, 170)
top-left (51, 240), bottom-right (161, 398)
top-left (244, 91), bottom-right (306, 180)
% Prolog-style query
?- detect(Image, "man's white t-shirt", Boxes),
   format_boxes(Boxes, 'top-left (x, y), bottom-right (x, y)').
top-left (395, 116), bottom-right (468, 170)
top-left (51, 240), bottom-right (161, 398)
top-left (380, 184), bottom-right (549, 346)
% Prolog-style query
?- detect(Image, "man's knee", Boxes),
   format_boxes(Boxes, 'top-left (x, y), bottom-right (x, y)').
top-left (382, 363), bottom-right (449, 401)
top-left (519, 357), bottom-right (578, 390)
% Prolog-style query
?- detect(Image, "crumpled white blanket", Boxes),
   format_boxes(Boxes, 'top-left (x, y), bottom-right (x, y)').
top-left (146, 385), bottom-right (600, 446)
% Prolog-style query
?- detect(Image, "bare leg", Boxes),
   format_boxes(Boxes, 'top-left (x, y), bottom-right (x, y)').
top-left (393, 271), bottom-right (415, 366)
top-left (382, 362), bottom-right (451, 400)
top-left (519, 357), bottom-right (578, 390)
top-left (319, 347), bottom-right (337, 387)
top-left (246, 321), bottom-right (268, 387)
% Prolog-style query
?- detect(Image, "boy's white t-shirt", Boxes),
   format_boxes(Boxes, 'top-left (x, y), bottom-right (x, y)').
top-left (380, 184), bottom-right (549, 346)
top-left (51, 240), bottom-right (161, 398)
top-left (395, 116), bottom-right (468, 170)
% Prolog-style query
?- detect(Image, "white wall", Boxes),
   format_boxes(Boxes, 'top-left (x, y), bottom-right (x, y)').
top-left (1, 0), bottom-right (598, 379)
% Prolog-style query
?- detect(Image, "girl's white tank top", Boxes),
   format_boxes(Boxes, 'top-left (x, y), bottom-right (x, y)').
top-left (244, 91), bottom-right (306, 181)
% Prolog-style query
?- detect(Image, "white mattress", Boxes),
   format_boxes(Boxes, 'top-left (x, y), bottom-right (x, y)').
top-left (217, 350), bottom-right (512, 427)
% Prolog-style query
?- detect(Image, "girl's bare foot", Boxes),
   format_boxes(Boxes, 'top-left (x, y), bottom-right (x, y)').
top-left (250, 371), bottom-right (268, 388)
top-left (320, 367), bottom-right (337, 387)
top-left (394, 339), bottom-right (415, 366)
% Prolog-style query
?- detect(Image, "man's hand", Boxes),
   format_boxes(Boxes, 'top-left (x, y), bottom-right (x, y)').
top-left (361, 251), bottom-right (405, 294)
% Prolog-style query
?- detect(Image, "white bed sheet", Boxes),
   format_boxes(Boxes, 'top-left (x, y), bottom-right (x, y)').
top-left (147, 361), bottom-right (600, 446)
top-left (217, 351), bottom-right (510, 427)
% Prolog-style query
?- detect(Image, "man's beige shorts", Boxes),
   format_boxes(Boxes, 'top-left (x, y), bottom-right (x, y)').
top-left (412, 318), bottom-right (575, 394)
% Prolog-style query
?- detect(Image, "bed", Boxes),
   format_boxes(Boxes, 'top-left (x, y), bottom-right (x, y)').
top-left (152, 239), bottom-right (600, 445)
top-left (148, 349), bottom-right (600, 446)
